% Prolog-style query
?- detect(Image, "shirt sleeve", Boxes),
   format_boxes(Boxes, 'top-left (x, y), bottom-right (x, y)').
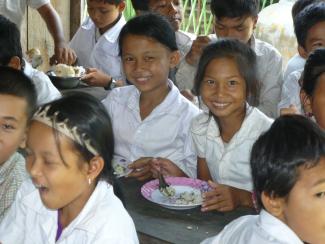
top-left (175, 59), bottom-right (197, 91)
top-left (28, 0), bottom-right (50, 9)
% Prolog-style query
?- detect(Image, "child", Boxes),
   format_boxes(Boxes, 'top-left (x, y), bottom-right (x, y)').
top-left (279, 2), bottom-right (325, 115)
top-left (202, 115), bottom-right (325, 243)
top-left (191, 39), bottom-right (273, 212)
top-left (300, 48), bottom-right (325, 129)
top-left (0, 66), bottom-right (37, 222)
top-left (0, 93), bottom-right (139, 243)
top-left (176, 0), bottom-right (283, 118)
top-left (130, 0), bottom-right (196, 98)
top-left (70, 0), bottom-right (126, 89)
top-left (0, 0), bottom-right (76, 64)
top-left (102, 13), bottom-right (199, 180)
top-left (0, 15), bottom-right (61, 105)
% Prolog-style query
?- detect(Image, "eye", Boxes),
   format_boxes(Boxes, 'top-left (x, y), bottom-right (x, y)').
top-left (100, 10), bottom-right (109, 14)
top-left (236, 27), bottom-right (245, 32)
top-left (315, 192), bottom-right (325, 198)
top-left (144, 56), bottom-right (155, 62)
top-left (205, 79), bottom-right (216, 86)
top-left (312, 42), bottom-right (324, 48)
top-left (1, 123), bottom-right (15, 131)
top-left (123, 56), bottom-right (135, 62)
top-left (228, 80), bottom-right (238, 86)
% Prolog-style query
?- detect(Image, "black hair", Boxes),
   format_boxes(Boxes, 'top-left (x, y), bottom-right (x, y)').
top-left (194, 39), bottom-right (259, 106)
top-left (0, 66), bottom-right (37, 121)
top-left (0, 15), bottom-right (22, 66)
top-left (118, 13), bottom-right (178, 56)
top-left (87, 0), bottom-right (124, 4)
top-left (210, 0), bottom-right (259, 19)
top-left (302, 48), bottom-right (325, 96)
top-left (294, 2), bottom-right (325, 48)
top-left (292, 0), bottom-right (323, 19)
top-left (130, 0), bottom-right (149, 11)
top-left (251, 115), bottom-right (325, 209)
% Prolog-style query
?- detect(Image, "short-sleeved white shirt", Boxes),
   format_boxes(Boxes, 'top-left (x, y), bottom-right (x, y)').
top-left (24, 60), bottom-right (61, 105)
top-left (201, 210), bottom-right (303, 244)
top-left (283, 54), bottom-right (305, 81)
top-left (0, 0), bottom-right (49, 28)
top-left (0, 180), bottom-right (139, 244)
top-left (102, 80), bottom-right (200, 178)
top-left (191, 107), bottom-right (273, 191)
top-left (69, 16), bottom-right (126, 81)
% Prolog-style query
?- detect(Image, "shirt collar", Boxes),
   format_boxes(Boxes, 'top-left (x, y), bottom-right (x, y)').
top-left (259, 210), bottom-right (304, 243)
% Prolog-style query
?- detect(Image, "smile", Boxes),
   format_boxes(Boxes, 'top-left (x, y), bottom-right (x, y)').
top-left (212, 102), bottom-right (230, 108)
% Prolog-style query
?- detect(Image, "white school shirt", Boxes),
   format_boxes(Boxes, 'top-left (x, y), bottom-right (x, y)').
top-left (69, 16), bottom-right (126, 81)
top-left (0, 0), bottom-right (49, 28)
top-left (0, 180), bottom-right (139, 244)
top-left (176, 35), bottom-right (283, 118)
top-left (201, 210), bottom-right (303, 244)
top-left (283, 54), bottom-right (305, 81)
top-left (23, 60), bottom-right (61, 105)
top-left (102, 80), bottom-right (200, 178)
top-left (191, 106), bottom-right (273, 191)
top-left (278, 69), bottom-right (303, 115)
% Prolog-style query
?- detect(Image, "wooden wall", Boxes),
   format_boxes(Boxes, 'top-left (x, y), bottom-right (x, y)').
top-left (21, 0), bottom-right (81, 71)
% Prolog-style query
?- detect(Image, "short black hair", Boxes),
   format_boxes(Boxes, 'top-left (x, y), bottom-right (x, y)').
top-left (294, 2), bottom-right (325, 48)
top-left (118, 13), bottom-right (178, 56)
top-left (194, 39), bottom-right (259, 106)
top-left (130, 0), bottom-right (149, 11)
top-left (302, 48), bottom-right (325, 96)
top-left (251, 115), bottom-right (325, 209)
top-left (210, 0), bottom-right (259, 19)
top-left (0, 66), bottom-right (37, 120)
top-left (291, 0), bottom-right (323, 19)
top-left (0, 15), bottom-right (22, 66)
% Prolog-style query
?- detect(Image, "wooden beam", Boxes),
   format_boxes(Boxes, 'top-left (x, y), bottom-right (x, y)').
top-left (70, 0), bottom-right (82, 39)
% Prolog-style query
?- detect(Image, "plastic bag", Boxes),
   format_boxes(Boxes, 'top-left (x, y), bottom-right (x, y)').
top-left (256, 0), bottom-right (298, 68)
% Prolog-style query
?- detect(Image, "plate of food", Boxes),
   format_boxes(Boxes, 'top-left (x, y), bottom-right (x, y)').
top-left (141, 177), bottom-right (211, 210)
top-left (112, 157), bottom-right (132, 178)
top-left (47, 64), bottom-right (85, 89)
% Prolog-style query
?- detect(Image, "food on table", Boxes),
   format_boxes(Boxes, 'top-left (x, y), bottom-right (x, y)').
top-left (174, 190), bottom-right (202, 205)
top-left (160, 185), bottom-right (176, 197)
top-left (51, 64), bottom-right (85, 77)
top-left (113, 164), bottom-right (127, 176)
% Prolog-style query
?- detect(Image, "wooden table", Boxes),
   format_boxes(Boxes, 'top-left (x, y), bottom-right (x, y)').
top-left (119, 178), bottom-right (255, 244)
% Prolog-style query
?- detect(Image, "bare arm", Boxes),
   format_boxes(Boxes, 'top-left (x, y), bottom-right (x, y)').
top-left (197, 157), bottom-right (212, 181)
top-left (37, 3), bottom-right (76, 64)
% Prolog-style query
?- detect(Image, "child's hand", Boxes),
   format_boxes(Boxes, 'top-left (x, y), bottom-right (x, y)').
top-left (127, 157), bottom-right (153, 181)
top-left (280, 104), bottom-right (299, 116)
top-left (81, 68), bottom-right (111, 87)
top-left (149, 158), bottom-right (187, 177)
top-left (54, 42), bottom-right (77, 65)
top-left (201, 181), bottom-right (252, 212)
top-left (185, 36), bottom-right (211, 65)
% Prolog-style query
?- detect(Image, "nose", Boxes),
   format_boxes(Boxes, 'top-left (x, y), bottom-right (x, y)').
top-left (27, 158), bottom-right (42, 178)
top-left (134, 59), bottom-right (146, 72)
top-left (212, 83), bottom-right (226, 98)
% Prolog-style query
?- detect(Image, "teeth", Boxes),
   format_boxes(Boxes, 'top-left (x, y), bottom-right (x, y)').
top-left (34, 184), bottom-right (45, 189)
top-left (212, 102), bottom-right (229, 108)
top-left (136, 77), bottom-right (148, 82)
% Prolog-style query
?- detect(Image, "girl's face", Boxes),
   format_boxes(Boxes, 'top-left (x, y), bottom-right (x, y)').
top-left (87, 0), bottom-right (125, 33)
top-left (121, 34), bottom-right (179, 94)
top-left (280, 157), bottom-right (325, 243)
top-left (200, 57), bottom-right (247, 120)
top-left (26, 121), bottom-right (91, 210)
top-left (311, 73), bottom-right (325, 129)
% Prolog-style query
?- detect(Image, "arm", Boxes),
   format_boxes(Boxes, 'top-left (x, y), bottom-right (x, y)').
top-left (37, 3), bottom-right (76, 65)
top-left (197, 157), bottom-right (212, 181)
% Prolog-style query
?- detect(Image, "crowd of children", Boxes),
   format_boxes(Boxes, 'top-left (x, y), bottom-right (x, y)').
top-left (0, 0), bottom-right (324, 243)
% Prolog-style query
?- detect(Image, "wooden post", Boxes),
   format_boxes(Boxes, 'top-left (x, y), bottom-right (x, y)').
top-left (70, 0), bottom-right (82, 39)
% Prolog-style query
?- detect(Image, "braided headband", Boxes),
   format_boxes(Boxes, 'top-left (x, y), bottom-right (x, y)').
top-left (32, 105), bottom-right (99, 156)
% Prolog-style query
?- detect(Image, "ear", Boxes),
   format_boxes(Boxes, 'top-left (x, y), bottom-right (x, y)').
top-left (118, 2), bottom-right (126, 12)
top-left (87, 156), bottom-right (104, 182)
top-left (300, 89), bottom-right (313, 115)
top-left (169, 50), bottom-right (181, 69)
top-left (253, 16), bottom-right (258, 29)
top-left (261, 191), bottom-right (286, 219)
top-left (298, 45), bottom-right (308, 59)
top-left (7, 56), bottom-right (21, 70)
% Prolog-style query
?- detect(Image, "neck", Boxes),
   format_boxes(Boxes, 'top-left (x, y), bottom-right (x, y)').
top-left (99, 14), bottom-right (121, 34)
top-left (59, 183), bottom-right (96, 228)
top-left (215, 106), bottom-right (246, 143)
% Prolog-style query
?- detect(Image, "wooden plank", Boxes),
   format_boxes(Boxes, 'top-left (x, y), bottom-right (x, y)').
top-left (70, 0), bottom-right (82, 38)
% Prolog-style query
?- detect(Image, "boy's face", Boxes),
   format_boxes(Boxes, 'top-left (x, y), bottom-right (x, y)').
top-left (310, 73), bottom-right (325, 129)
top-left (214, 16), bottom-right (257, 44)
top-left (87, 0), bottom-right (125, 33)
top-left (280, 157), bottom-right (325, 243)
top-left (299, 21), bottom-right (325, 58)
top-left (0, 94), bottom-right (28, 165)
top-left (148, 0), bottom-right (182, 31)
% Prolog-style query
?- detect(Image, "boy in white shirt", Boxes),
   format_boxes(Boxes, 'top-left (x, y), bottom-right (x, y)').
top-left (0, 66), bottom-right (37, 222)
top-left (176, 0), bottom-right (283, 118)
top-left (70, 0), bottom-right (126, 90)
top-left (0, 15), bottom-right (61, 105)
top-left (0, 0), bottom-right (76, 64)
top-left (279, 2), bottom-right (325, 115)
top-left (202, 115), bottom-right (325, 244)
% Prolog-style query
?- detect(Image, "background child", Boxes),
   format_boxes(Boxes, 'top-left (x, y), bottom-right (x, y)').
top-left (130, 0), bottom-right (196, 99)
top-left (0, 93), bottom-right (139, 243)
top-left (279, 2), bottom-right (325, 115)
top-left (191, 39), bottom-right (273, 212)
top-left (102, 13), bottom-right (199, 180)
top-left (70, 0), bottom-right (126, 89)
top-left (0, 66), bottom-right (37, 222)
top-left (0, 15), bottom-right (61, 105)
top-left (177, 0), bottom-right (283, 118)
top-left (0, 0), bottom-right (76, 64)
top-left (300, 48), bottom-right (325, 129)
top-left (202, 115), bottom-right (325, 243)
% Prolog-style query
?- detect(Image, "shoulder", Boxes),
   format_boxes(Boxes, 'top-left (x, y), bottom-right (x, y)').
top-left (28, 0), bottom-right (49, 9)
top-left (246, 107), bottom-right (274, 132)
top-left (103, 85), bottom-right (137, 106)
top-left (191, 112), bottom-right (211, 135)
top-left (11, 153), bottom-right (29, 183)
top-left (254, 38), bottom-right (282, 60)
top-left (169, 87), bottom-right (200, 118)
